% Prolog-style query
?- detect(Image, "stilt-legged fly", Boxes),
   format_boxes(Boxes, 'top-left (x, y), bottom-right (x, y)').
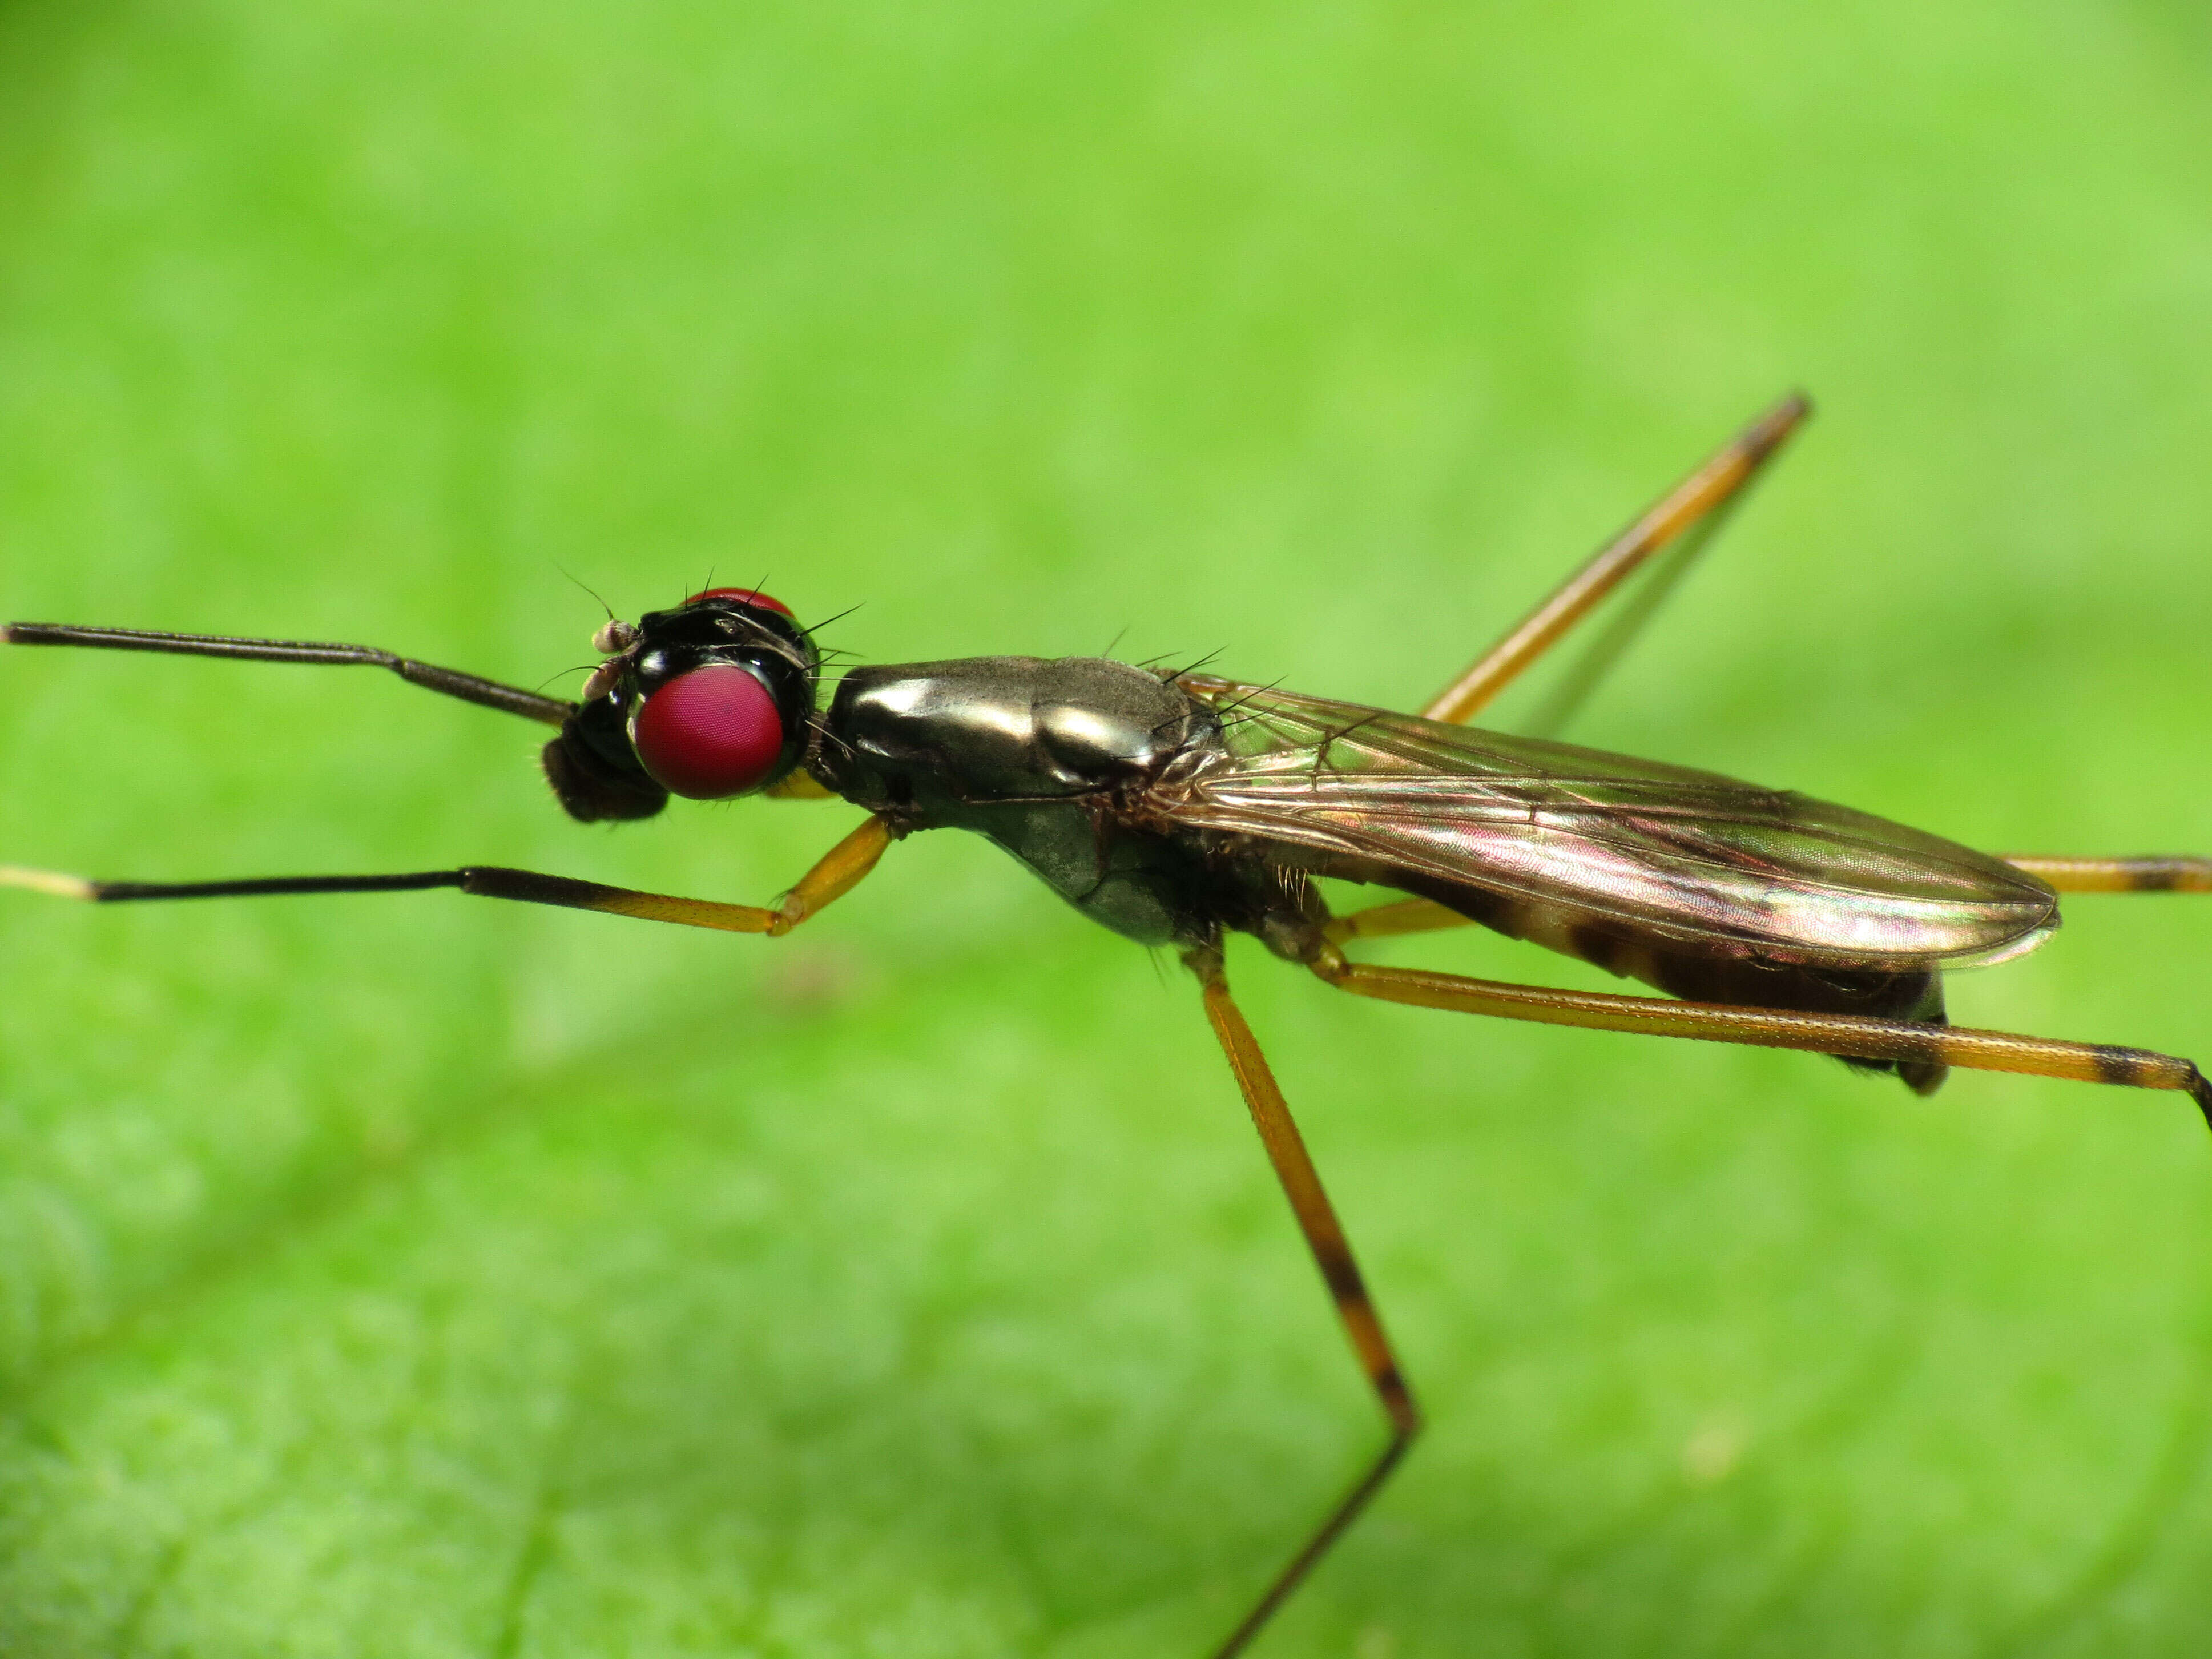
top-left (6, 395), bottom-right (2206, 1656)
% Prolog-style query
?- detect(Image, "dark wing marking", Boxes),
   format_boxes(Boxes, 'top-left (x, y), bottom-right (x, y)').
top-left (1161, 677), bottom-right (2057, 971)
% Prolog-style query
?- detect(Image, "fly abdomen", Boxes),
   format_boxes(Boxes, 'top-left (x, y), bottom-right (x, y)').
top-left (1629, 945), bottom-right (1952, 1094)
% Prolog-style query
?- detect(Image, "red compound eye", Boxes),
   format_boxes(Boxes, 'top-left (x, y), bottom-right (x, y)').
top-left (630, 666), bottom-right (787, 798)
top-left (685, 586), bottom-right (794, 618)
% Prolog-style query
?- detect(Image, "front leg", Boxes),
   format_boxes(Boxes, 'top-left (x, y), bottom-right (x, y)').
top-left (0, 815), bottom-right (894, 937)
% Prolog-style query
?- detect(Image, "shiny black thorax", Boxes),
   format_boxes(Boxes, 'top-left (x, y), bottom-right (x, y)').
top-left (811, 656), bottom-right (1306, 951)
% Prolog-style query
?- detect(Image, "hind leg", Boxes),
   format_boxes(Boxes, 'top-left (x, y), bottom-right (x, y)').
top-left (1307, 945), bottom-right (2212, 1130)
top-left (1423, 395), bottom-right (1808, 725)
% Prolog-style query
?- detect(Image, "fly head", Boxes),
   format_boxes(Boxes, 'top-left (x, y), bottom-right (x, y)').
top-left (542, 587), bottom-right (821, 822)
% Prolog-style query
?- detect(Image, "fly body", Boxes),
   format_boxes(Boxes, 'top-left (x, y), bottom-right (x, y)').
top-left (6, 395), bottom-right (2206, 1658)
top-left (812, 649), bottom-right (2051, 1094)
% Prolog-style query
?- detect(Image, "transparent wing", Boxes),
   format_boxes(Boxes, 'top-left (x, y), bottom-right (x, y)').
top-left (1162, 677), bottom-right (2057, 970)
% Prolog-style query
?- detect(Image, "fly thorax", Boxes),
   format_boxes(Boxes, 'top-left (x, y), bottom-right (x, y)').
top-left (817, 657), bottom-right (1211, 814)
top-left (811, 657), bottom-right (1224, 948)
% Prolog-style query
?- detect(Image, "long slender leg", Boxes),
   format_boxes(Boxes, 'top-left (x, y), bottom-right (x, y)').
top-left (0, 815), bottom-right (893, 936)
top-left (1186, 945), bottom-right (1421, 1659)
top-left (1515, 481), bottom-right (1750, 740)
top-left (1307, 945), bottom-right (2212, 1128)
top-left (1323, 897), bottom-right (1474, 943)
top-left (1421, 394), bottom-right (1809, 725)
top-left (5, 622), bottom-right (574, 726)
top-left (2004, 856), bottom-right (2212, 893)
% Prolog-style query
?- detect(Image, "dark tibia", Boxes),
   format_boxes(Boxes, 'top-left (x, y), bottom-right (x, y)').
top-left (90, 872), bottom-right (466, 901)
top-left (9, 816), bottom-right (895, 936)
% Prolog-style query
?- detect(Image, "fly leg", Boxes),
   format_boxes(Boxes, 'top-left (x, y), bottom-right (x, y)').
top-left (1307, 945), bottom-right (2212, 1130)
top-left (1423, 394), bottom-right (1809, 726)
top-left (1323, 898), bottom-right (1474, 943)
top-left (0, 815), bottom-right (893, 937)
top-left (2004, 856), bottom-right (2212, 893)
top-left (1187, 945), bottom-right (1421, 1659)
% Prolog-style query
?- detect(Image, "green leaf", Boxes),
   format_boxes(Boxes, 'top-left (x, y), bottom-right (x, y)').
top-left (3, 0), bottom-right (2211, 1653)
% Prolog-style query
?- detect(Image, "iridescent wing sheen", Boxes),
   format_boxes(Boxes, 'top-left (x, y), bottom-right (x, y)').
top-left (1161, 676), bottom-right (2057, 971)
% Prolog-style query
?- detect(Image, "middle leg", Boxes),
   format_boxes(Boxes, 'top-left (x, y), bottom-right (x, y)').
top-left (1187, 945), bottom-right (1421, 1659)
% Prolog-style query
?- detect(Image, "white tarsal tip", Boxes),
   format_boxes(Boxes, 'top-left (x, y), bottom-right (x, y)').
top-left (0, 864), bottom-right (94, 899)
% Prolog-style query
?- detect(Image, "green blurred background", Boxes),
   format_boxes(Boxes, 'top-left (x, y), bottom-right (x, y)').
top-left (2, 1), bottom-right (2210, 1653)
